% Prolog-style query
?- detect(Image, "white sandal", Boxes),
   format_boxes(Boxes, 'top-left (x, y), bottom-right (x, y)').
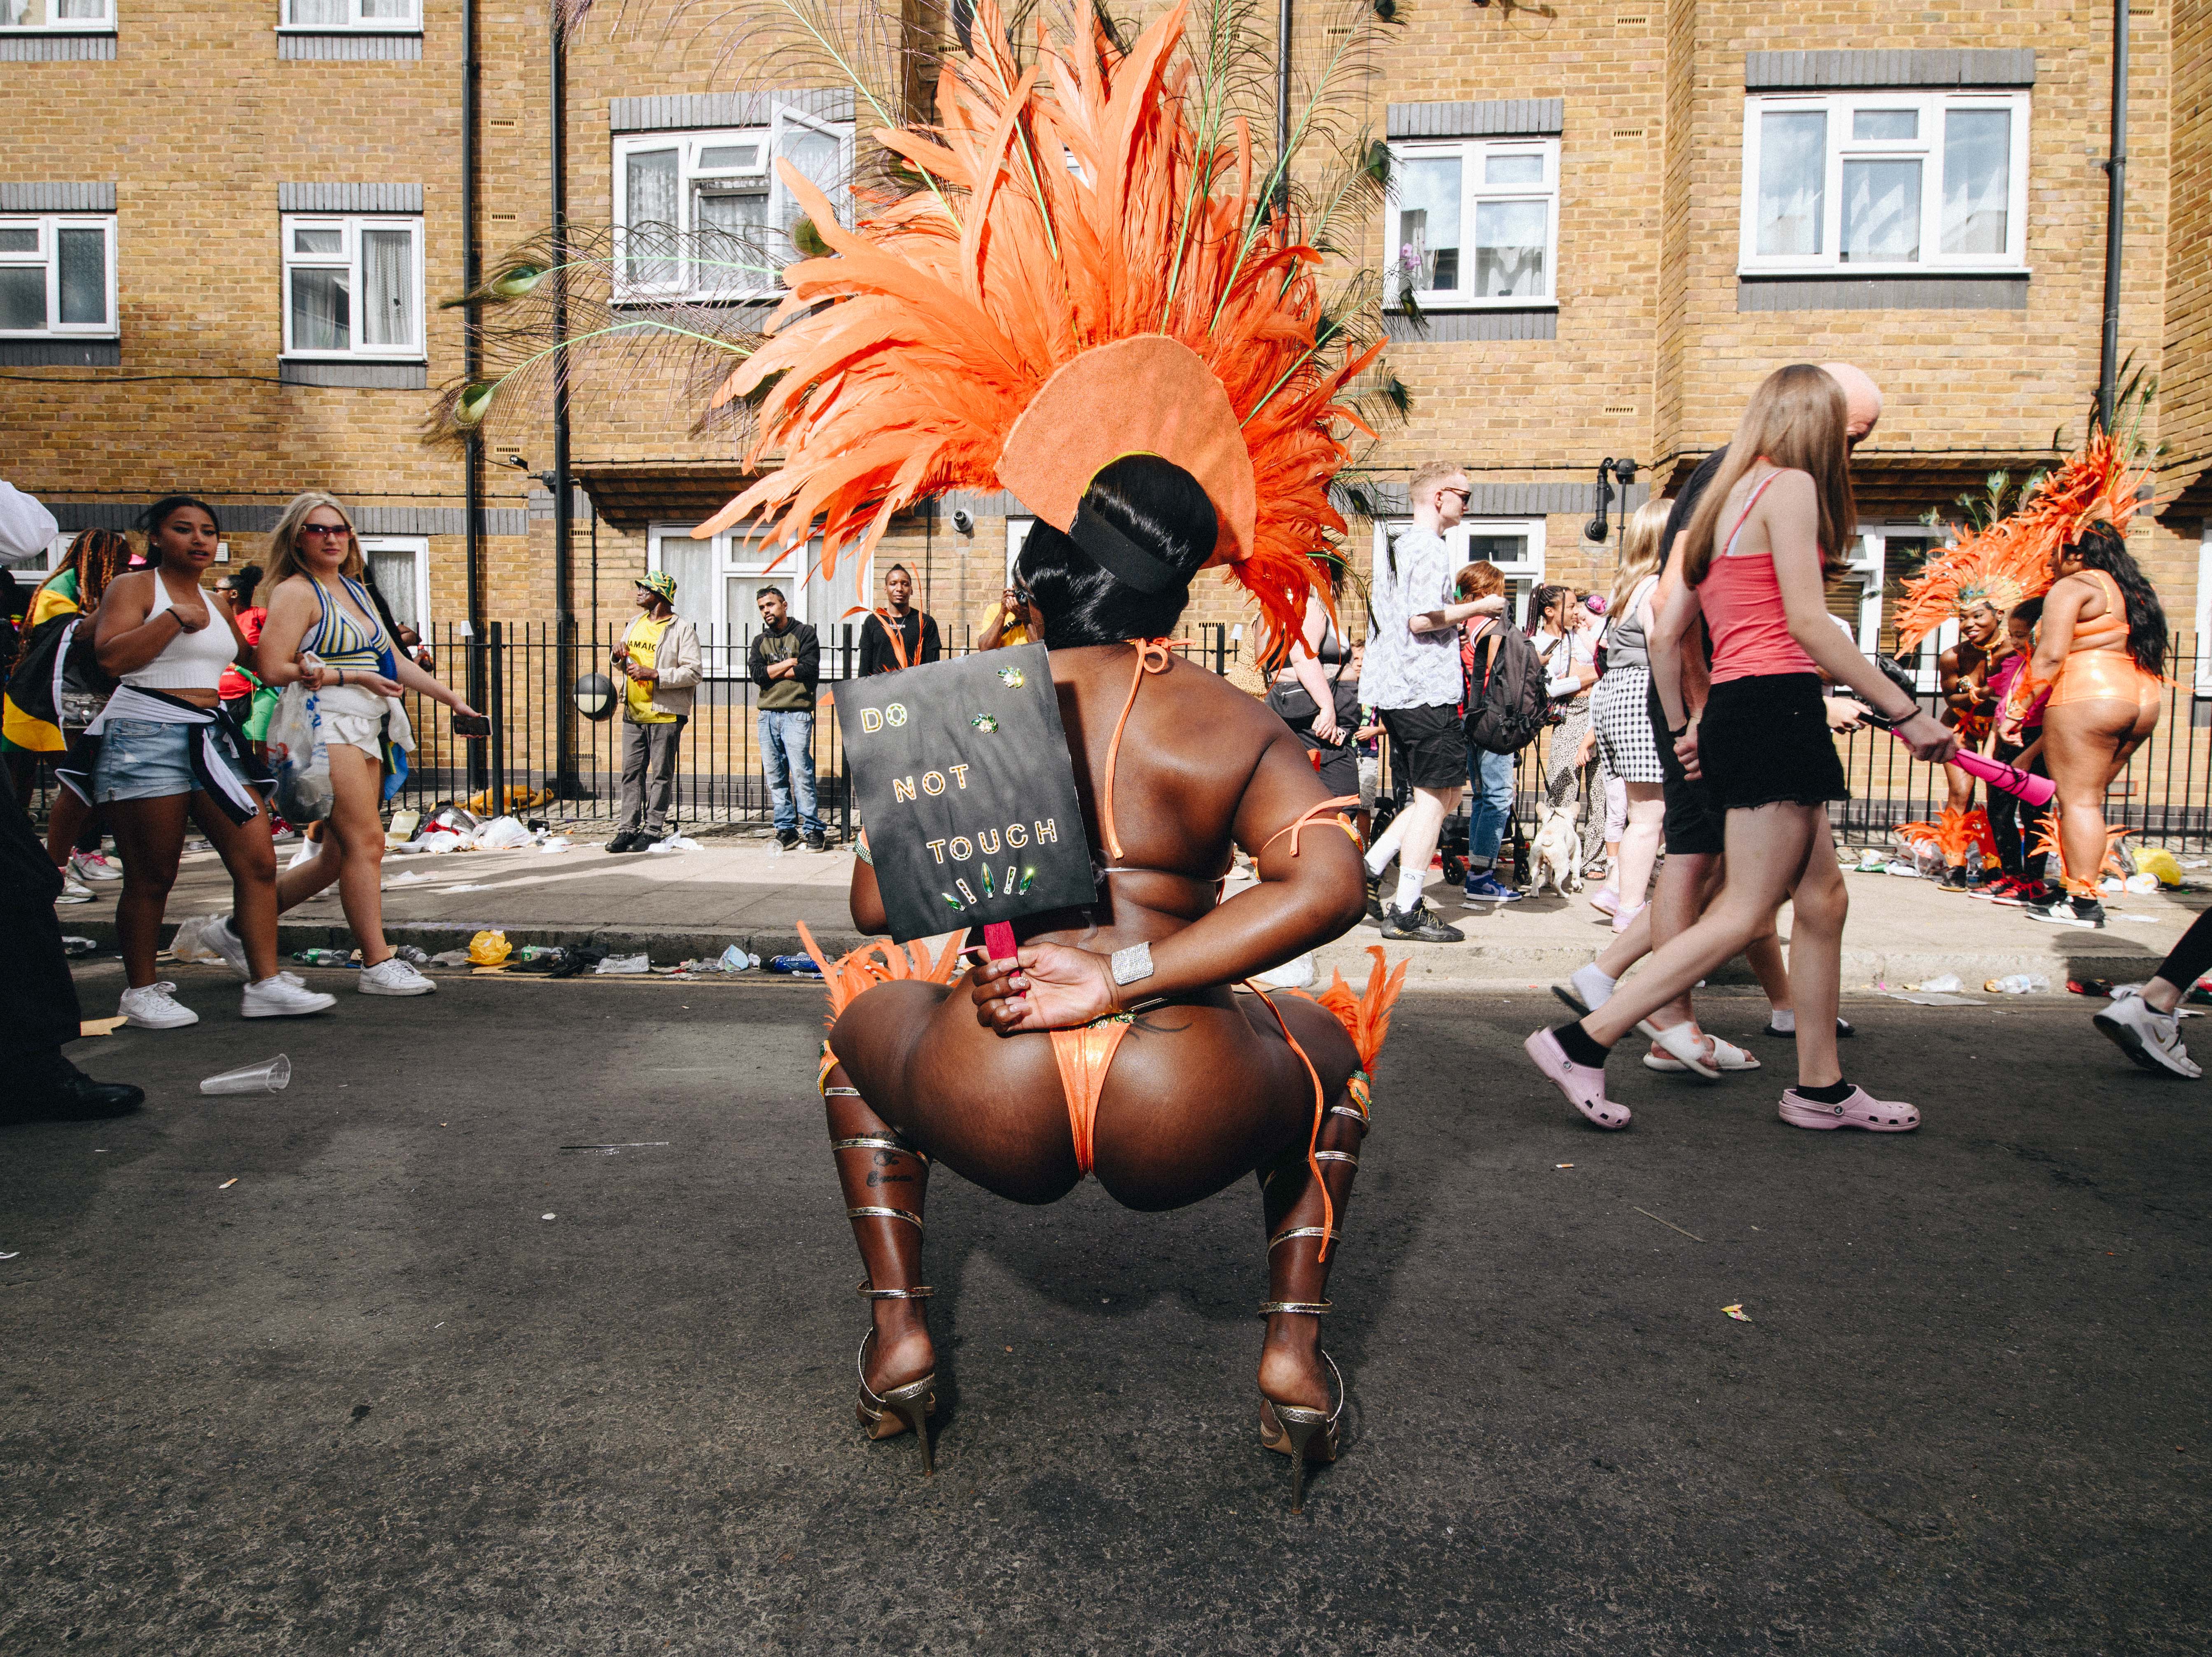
top-left (1642, 1032), bottom-right (1761, 1076)
top-left (1637, 1018), bottom-right (1721, 1079)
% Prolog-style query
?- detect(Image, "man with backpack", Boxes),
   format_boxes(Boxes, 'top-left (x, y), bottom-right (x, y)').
top-left (1361, 462), bottom-right (1498, 942)
top-left (1456, 560), bottom-right (1547, 902)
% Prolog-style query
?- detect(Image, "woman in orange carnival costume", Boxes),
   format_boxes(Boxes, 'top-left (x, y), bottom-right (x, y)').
top-left (708, 2), bottom-right (1406, 1508)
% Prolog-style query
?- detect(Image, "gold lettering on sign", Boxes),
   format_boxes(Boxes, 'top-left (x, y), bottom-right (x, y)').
top-left (1006, 822), bottom-right (1029, 848)
top-left (925, 839), bottom-right (948, 864)
top-left (859, 706), bottom-right (885, 734)
top-left (893, 777), bottom-right (917, 803)
top-left (885, 703), bottom-right (909, 727)
top-left (949, 836), bottom-right (974, 862)
top-left (955, 878), bottom-right (979, 904)
top-left (922, 771), bottom-right (947, 796)
top-left (1034, 819), bottom-right (1058, 844)
top-left (977, 828), bottom-right (1001, 856)
top-left (948, 764), bottom-right (971, 789)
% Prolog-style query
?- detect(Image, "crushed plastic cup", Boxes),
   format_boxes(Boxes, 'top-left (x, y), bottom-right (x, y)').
top-left (593, 952), bottom-right (652, 975)
top-left (2125, 872), bottom-right (2160, 894)
top-left (647, 834), bottom-right (702, 854)
top-left (1913, 973), bottom-right (1964, 994)
top-left (1984, 973), bottom-right (2051, 995)
top-left (200, 1054), bottom-right (292, 1095)
top-left (716, 944), bottom-right (756, 973)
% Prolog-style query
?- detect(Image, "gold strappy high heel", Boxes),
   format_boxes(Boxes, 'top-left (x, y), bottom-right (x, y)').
top-left (1256, 1300), bottom-right (1344, 1515)
top-left (840, 1132), bottom-right (937, 1474)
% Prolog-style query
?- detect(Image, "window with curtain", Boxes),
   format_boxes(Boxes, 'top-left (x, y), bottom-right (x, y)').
top-left (282, 215), bottom-right (421, 357)
top-left (363, 540), bottom-right (426, 634)
top-left (614, 122), bottom-right (852, 303)
top-left (283, 0), bottom-right (420, 25)
top-left (1740, 92), bottom-right (2029, 273)
top-left (1, 0), bottom-right (116, 26)
top-left (0, 216), bottom-right (115, 337)
top-left (1384, 138), bottom-right (1557, 308)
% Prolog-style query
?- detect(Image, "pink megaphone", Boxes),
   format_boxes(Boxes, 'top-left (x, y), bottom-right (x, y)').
top-left (1890, 733), bottom-right (2056, 806)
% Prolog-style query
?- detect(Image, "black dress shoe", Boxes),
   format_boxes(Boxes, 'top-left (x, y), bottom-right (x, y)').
top-left (604, 831), bottom-right (642, 853)
top-left (1, 1067), bottom-right (145, 1125)
top-left (804, 830), bottom-right (827, 852)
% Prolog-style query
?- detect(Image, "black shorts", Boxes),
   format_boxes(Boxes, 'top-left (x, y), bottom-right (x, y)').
top-left (1697, 673), bottom-right (1850, 813)
top-left (1379, 702), bottom-right (1467, 791)
top-left (1650, 684), bottom-right (1726, 857)
top-left (1266, 677), bottom-right (1362, 799)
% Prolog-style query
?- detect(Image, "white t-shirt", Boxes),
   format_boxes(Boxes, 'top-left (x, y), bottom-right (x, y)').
top-left (1363, 527), bottom-right (1463, 710)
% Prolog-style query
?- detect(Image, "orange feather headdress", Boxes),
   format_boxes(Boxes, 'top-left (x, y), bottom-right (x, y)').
top-left (1894, 432), bottom-right (2151, 649)
top-left (697, 0), bottom-right (1382, 653)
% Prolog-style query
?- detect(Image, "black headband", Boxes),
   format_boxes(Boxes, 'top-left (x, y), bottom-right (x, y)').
top-left (1068, 501), bottom-right (1186, 595)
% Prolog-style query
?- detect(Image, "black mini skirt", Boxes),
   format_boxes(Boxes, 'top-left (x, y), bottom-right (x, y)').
top-left (1698, 672), bottom-right (1850, 812)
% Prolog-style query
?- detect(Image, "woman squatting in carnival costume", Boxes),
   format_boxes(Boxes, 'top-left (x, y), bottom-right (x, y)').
top-left (662, 3), bottom-right (1408, 1508)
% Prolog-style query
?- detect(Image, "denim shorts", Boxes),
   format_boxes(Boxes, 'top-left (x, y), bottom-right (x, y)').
top-left (92, 718), bottom-right (198, 802)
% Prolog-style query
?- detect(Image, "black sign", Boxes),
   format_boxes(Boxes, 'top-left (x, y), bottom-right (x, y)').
top-left (837, 644), bottom-right (1095, 943)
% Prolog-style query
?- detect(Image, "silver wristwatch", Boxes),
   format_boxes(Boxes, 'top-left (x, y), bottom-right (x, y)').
top-left (1109, 941), bottom-right (1155, 987)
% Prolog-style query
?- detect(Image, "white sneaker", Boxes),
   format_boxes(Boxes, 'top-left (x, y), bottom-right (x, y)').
top-left (358, 955), bottom-right (436, 997)
top-left (285, 839), bottom-right (318, 871)
top-left (2094, 990), bottom-right (2201, 1078)
top-left (241, 975), bottom-right (337, 1018)
top-left (194, 913), bottom-right (253, 980)
top-left (68, 850), bottom-right (122, 882)
top-left (55, 875), bottom-right (94, 904)
top-left (120, 981), bottom-right (199, 1029)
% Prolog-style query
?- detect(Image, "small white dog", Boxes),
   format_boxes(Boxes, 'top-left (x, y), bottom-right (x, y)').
top-left (1525, 804), bottom-right (1584, 899)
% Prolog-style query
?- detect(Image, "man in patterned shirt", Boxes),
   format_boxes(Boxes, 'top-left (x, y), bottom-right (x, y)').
top-left (1361, 462), bottom-right (1493, 942)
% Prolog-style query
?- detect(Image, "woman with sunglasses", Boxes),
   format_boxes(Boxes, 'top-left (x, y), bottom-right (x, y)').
top-left (231, 493), bottom-right (483, 998)
top-left (79, 497), bottom-right (336, 1028)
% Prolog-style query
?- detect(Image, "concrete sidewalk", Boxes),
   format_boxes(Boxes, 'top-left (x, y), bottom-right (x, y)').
top-left (55, 832), bottom-right (2210, 988)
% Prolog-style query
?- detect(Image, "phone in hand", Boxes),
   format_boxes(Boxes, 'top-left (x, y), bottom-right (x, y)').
top-left (451, 712), bottom-right (491, 739)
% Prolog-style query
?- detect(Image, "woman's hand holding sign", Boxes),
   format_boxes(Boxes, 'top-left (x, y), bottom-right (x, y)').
top-left (971, 943), bottom-right (1118, 1034)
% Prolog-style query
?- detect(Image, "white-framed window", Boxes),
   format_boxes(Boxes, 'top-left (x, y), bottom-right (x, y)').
top-left (647, 524), bottom-right (865, 669)
top-left (1004, 516), bottom-right (1035, 582)
top-left (1739, 92), bottom-right (2030, 274)
top-left (1374, 517), bottom-right (1547, 625)
top-left (281, 215), bottom-right (423, 359)
top-left (0, 0), bottom-right (115, 31)
top-left (0, 217), bottom-right (117, 338)
top-left (279, 0), bottom-right (419, 27)
top-left (360, 536), bottom-right (428, 637)
top-left (614, 114), bottom-right (851, 303)
top-left (2191, 519), bottom-right (2212, 700)
top-left (1836, 523), bottom-right (1954, 689)
top-left (1385, 138), bottom-right (1558, 308)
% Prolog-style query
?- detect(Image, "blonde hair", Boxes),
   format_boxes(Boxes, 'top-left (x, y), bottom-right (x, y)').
top-left (1680, 364), bottom-right (1855, 588)
top-left (266, 491), bottom-right (363, 588)
top-left (1408, 461), bottom-right (1465, 502)
top-left (1608, 499), bottom-right (1670, 619)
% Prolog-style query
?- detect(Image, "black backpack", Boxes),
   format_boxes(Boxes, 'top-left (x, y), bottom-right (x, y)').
top-left (1463, 622), bottom-right (1551, 755)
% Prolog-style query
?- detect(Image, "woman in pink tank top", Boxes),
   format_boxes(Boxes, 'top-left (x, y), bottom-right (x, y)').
top-left (1523, 364), bottom-right (1956, 1136)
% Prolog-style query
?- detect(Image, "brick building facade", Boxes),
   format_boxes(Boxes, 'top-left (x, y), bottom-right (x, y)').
top-left (2, 1), bottom-right (2204, 707)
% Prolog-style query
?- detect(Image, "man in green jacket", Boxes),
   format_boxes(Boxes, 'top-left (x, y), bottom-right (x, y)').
top-left (747, 585), bottom-right (824, 850)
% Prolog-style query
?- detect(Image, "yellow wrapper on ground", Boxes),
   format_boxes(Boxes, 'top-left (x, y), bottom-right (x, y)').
top-left (469, 929), bottom-right (513, 965)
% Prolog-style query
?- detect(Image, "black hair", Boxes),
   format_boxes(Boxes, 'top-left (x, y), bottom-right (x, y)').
top-left (885, 562), bottom-right (912, 579)
top-left (2069, 521), bottom-right (2167, 678)
top-left (220, 562), bottom-right (263, 608)
top-left (755, 584), bottom-right (786, 603)
top-left (1526, 583), bottom-right (1571, 637)
top-left (2010, 595), bottom-right (2044, 627)
top-left (1013, 454), bottom-right (1218, 649)
top-left (140, 494), bottom-right (221, 543)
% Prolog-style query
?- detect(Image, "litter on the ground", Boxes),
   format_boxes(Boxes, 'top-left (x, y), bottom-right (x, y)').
top-left (765, 953), bottom-right (825, 978)
top-left (1913, 973), bottom-right (1964, 994)
top-left (2067, 978), bottom-right (2114, 998)
top-left (218, 1177), bottom-right (238, 1189)
top-left (1722, 1304), bottom-right (1752, 1322)
top-left (1554, 1163), bottom-right (1574, 1169)
top-left (468, 930), bottom-right (512, 966)
top-left (290, 948), bottom-right (354, 967)
top-left (200, 1055), bottom-right (292, 1095)
top-left (0, 1251), bottom-right (17, 1260)
top-left (541, 1212), bottom-right (556, 1221)
top-left (77, 1016), bottom-right (127, 1037)
top-left (647, 834), bottom-right (703, 853)
top-left (474, 815), bottom-right (535, 850)
top-left (1885, 991), bottom-right (1987, 1006)
top-left (1985, 974), bottom-right (2051, 994)
top-left (429, 949), bottom-right (472, 967)
top-left (1631, 1206), bottom-right (1705, 1242)
top-left (593, 952), bottom-right (651, 975)
top-left (385, 870), bottom-right (432, 886)
top-left (539, 837), bottom-right (574, 853)
top-left (558, 1141), bottom-right (671, 1153)
top-left (61, 936), bottom-right (98, 957)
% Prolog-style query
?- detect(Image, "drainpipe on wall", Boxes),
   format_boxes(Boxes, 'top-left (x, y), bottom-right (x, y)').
top-left (551, 7), bottom-right (580, 797)
top-left (1275, 0), bottom-right (1292, 211)
top-left (462, 0), bottom-right (485, 794)
top-left (2097, 0), bottom-right (2129, 433)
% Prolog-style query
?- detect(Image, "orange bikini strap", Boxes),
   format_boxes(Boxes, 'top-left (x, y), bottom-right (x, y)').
top-left (1256, 795), bottom-right (1363, 861)
top-left (1099, 638), bottom-right (1175, 861)
top-left (1244, 981), bottom-right (1337, 1263)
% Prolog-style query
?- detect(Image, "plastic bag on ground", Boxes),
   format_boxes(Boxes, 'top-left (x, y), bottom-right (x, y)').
top-left (468, 929), bottom-right (513, 965)
top-left (170, 914), bottom-right (230, 964)
top-left (539, 837), bottom-right (574, 853)
top-left (429, 949), bottom-right (472, 967)
top-left (1913, 973), bottom-right (1964, 994)
top-left (717, 944), bottom-right (758, 973)
top-left (593, 952), bottom-right (651, 975)
top-left (1985, 973), bottom-right (2051, 994)
top-left (474, 816), bottom-right (533, 850)
top-left (2135, 847), bottom-right (2184, 887)
top-left (647, 834), bottom-right (702, 854)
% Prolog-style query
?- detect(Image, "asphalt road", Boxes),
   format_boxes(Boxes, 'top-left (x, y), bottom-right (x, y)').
top-left (4, 968), bottom-right (2208, 1655)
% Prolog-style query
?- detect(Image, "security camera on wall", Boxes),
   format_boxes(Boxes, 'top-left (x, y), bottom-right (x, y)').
top-left (952, 508), bottom-right (976, 535)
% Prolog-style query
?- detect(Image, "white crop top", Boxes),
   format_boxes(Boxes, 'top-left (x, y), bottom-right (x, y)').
top-left (122, 574), bottom-right (240, 693)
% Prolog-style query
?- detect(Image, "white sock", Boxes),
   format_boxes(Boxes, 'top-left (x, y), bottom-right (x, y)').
top-left (1393, 863), bottom-right (1425, 913)
top-left (1364, 833), bottom-right (1399, 879)
top-left (1769, 1008), bottom-right (1796, 1033)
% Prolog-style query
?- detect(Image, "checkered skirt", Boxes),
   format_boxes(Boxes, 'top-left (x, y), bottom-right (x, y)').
top-left (1592, 665), bottom-right (1663, 784)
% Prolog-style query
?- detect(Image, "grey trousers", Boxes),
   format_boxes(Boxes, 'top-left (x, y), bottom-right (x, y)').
top-left (618, 716), bottom-right (685, 837)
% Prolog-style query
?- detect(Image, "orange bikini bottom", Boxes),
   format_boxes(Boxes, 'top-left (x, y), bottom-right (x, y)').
top-left (2048, 650), bottom-right (2160, 709)
top-left (1049, 1014), bottom-right (1135, 1179)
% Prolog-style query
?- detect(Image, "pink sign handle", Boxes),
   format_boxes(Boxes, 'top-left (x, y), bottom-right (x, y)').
top-left (983, 921), bottom-right (1019, 966)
